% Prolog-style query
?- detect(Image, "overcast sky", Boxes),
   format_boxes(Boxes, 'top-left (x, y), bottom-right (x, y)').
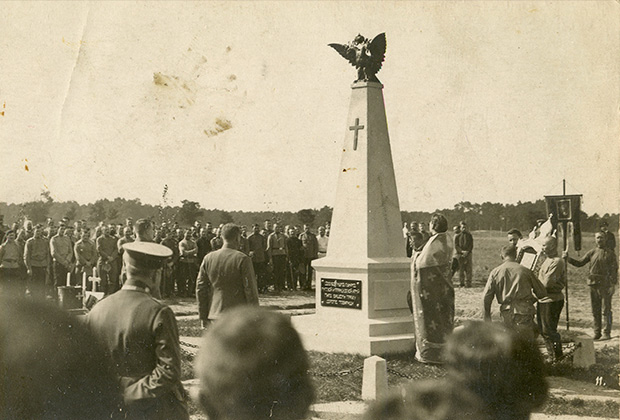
top-left (1, 1), bottom-right (618, 215)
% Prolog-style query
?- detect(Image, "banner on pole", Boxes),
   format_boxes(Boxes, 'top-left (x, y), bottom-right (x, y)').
top-left (544, 195), bottom-right (583, 251)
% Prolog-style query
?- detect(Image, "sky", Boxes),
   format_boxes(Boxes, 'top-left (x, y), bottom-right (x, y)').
top-left (1, 1), bottom-right (618, 216)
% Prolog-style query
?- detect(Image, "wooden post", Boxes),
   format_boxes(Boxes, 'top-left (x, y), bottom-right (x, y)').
top-left (563, 179), bottom-right (570, 331)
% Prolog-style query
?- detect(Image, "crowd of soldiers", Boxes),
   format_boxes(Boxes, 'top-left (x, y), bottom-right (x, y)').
top-left (0, 214), bottom-right (330, 299)
top-left (2, 211), bottom-right (615, 419)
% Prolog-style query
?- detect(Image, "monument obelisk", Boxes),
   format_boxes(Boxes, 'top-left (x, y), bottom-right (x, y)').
top-left (292, 33), bottom-right (414, 355)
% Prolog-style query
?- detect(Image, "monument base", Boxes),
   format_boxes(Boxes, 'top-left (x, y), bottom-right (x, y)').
top-left (291, 257), bottom-right (415, 356)
top-left (292, 313), bottom-right (415, 355)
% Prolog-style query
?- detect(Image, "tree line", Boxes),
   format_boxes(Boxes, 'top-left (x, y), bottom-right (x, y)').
top-left (0, 194), bottom-right (616, 233)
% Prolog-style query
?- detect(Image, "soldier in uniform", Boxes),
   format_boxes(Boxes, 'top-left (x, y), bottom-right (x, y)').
top-left (196, 223), bottom-right (259, 328)
top-left (74, 228), bottom-right (97, 289)
top-left (96, 225), bottom-right (120, 295)
top-left (117, 226), bottom-right (135, 285)
top-left (247, 224), bottom-right (267, 293)
top-left (50, 223), bottom-right (74, 288)
top-left (299, 224), bottom-right (318, 291)
top-left (161, 229), bottom-right (180, 297)
top-left (565, 231), bottom-right (618, 340)
top-left (87, 241), bottom-right (188, 420)
top-left (24, 225), bottom-right (49, 299)
top-left (267, 224), bottom-right (288, 293)
top-left (537, 236), bottom-right (566, 361)
top-left (456, 221), bottom-right (474, 287)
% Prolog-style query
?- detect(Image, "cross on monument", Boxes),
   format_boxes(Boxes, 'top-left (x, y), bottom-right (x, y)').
top-left (349, 118), bottom-right (364, 150)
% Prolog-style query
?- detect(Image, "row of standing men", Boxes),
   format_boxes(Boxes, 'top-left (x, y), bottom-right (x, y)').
top-left (0, 216), bottom-right (329, 299)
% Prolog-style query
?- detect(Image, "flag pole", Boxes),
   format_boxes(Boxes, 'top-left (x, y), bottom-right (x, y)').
top-left (562, 179), bottom-right (570, 331)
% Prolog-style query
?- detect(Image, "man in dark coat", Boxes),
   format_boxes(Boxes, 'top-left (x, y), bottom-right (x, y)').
top-left (456, 221), bottom-right (474, 287)
top-left (247, 224), bottom-right (268, 292)
top-left (286, 227), bottom-right (303, 290)
top-left (87, 241), bottom-right (188, 420)
top-left (599, 220), bottom-right (616, 251)
top-left (196, 223), bottom-right (259, 328)
top-left (196, 227), bottom-right (213, 263)
top-left (299, 224), bottom-right (319, 290)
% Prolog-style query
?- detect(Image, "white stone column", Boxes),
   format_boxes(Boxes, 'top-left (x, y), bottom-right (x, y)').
top-left (292, 81), bottom-right (414, 355)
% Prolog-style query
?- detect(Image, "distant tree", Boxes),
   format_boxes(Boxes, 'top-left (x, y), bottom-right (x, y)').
top-left (480, 202), bottom-right (504, 231)
top-left (107, 207), bottom-right (119, 222)
top-left (296, 209), bottom-right (316, 227)
top-left (178, 200), bottom-right (204, 226)
top-left (40, 190), bottom-right (53, 203)
top-left (22, 190), bottom-right (54, 223)
top-left (220, 211), bottom-right (234, 225)
top-left (315, 206), bottom-right (333, 227)
top-left (65, 203), bottom-right (78, 222)
top-left (90, 200), bottom-right (107, 223)
top-left (23, 201), bottom-right (50, 224)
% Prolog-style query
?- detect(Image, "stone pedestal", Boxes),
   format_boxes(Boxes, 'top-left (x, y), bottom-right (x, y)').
top-left (573, 337), bottom-right (596, 368)
top-left (362, 356), bottom-right (388, 401)
top-left (292, 81), bottom-right (413, 355)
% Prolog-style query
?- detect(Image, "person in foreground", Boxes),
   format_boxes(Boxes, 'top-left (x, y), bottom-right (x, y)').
top-left (410, 213), bottom-right (454, 364)
top-left (195, 306), bottom-right (314, 420)
top-left (443, 321), bottom-right (548, 420)
top-left (87, 241), bottom-right (189, 420)
top-left (363, 379), bottom-right (492, 420)
top-left (0, 296), bottom-right (120, 420)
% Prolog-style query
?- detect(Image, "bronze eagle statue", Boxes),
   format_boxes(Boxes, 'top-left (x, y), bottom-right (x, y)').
top-left (329, 33), bottom-right (386, 83)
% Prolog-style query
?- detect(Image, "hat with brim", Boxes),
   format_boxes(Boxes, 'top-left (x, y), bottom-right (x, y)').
top-left (123, 241), bottom-right (172, 270)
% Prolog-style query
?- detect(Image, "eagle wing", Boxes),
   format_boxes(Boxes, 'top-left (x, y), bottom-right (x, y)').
top-left (328, 43), bottom-right (358, 67)
top-left (368, 33), bottom-right (386, 72)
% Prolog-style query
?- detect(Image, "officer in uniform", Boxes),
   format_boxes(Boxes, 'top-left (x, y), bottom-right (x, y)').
top-left (87, 241), bottom-right (188, 420)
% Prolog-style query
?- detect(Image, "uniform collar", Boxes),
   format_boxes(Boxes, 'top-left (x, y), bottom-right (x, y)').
top-left (122, 279), bottom-right (150, 292)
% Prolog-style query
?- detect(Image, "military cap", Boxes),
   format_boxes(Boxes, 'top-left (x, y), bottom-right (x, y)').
top-left (122, 241), bottom-right (172, 269)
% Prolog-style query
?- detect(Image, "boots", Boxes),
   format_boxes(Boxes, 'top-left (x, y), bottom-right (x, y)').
top-left (544, 340), bottom-right (556, 363)
top-left (604, 312), bottom-right (613, 338)
top-left (553, 339), bottom-right (563, 360)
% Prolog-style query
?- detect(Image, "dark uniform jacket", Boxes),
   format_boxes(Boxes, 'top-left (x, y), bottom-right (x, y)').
top-left (299, 232), bottom-right (319, 259)
top-left (247, 232), bottom-right (267, 263)
top-left (87, 282), bottom-right (188, 420)
top-left (196, 248), bottom-right (259, 321)
top-left (196, 236), bottom-right (212, 262)
top-left (568, 247), bottom-right (618, 287)
top-left (286, 235), bottom-right (304, 265)
top-left (456, 230), bottom-right (474, 254)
